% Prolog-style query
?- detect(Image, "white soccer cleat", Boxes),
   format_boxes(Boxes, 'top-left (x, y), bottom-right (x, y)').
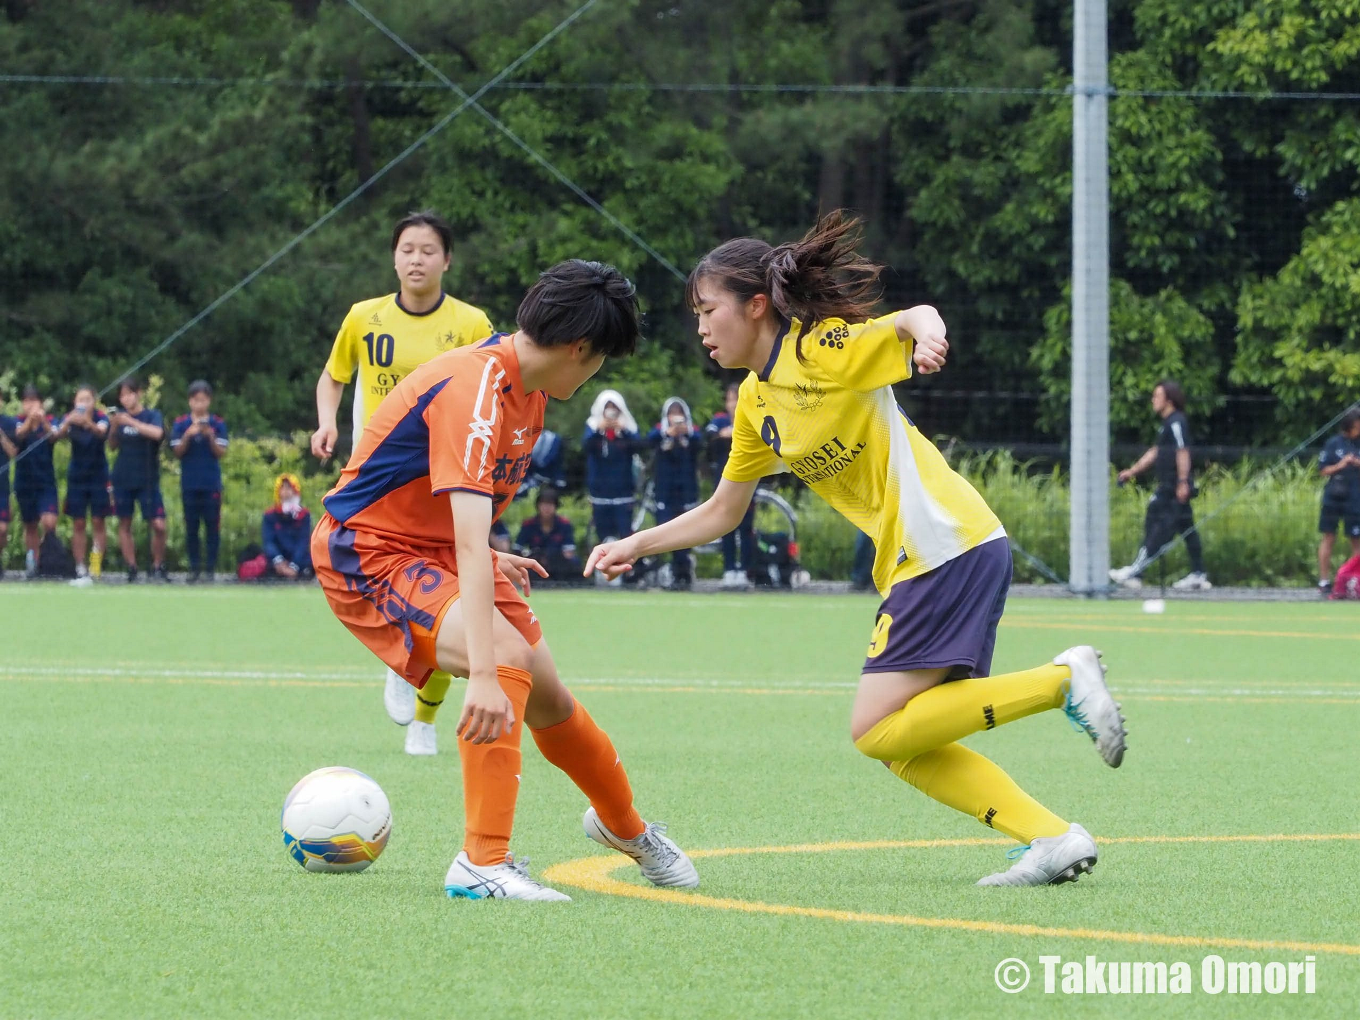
top-left (584, 806), bottom-right (699, 888)
top-left (1172, 571), bottom-right (1212, 591)
top-left (976, 823), bottom-right (1098, 886)
top-left (1054, 645), bottom-right (1126, 768)
top-left (384, 667), bottom-right (416, 726)
top-left (444, 851), bottom-right (572, 901)
top-left (1108, 563), bottom-right (1137, 583)
top-left (404, 720), bottom-right (437, 756)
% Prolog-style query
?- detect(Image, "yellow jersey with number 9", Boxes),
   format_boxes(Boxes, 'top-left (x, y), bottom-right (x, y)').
top-left (324, 291), bottom-right (493, 440)
top-left (722, 313), bottom-right (1002, 595)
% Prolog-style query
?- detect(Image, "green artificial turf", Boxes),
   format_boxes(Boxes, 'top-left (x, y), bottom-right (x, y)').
top-left (2, 585), bottom-right (1357, 1018)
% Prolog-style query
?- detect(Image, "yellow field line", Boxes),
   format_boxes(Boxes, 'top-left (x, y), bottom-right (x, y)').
top-left (542, 834), bottom-right (1360, 957)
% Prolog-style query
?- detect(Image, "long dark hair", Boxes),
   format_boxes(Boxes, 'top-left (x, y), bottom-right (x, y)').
top-left (686, 210), bottom-right (883, 362)
top-left (1156, 378), bottom-right (1186, 411)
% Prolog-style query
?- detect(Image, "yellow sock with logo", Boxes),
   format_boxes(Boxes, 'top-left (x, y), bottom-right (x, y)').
top-left (890, 743), bottom-right (1068, 843)
top-left (414, 671), bottom-right (452, 725)
top-left (853, 662), bottom-right (1070, 763)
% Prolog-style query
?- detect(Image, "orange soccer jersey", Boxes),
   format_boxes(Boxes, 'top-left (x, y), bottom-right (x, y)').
top-left (312, 335), bottom-right (546, 685)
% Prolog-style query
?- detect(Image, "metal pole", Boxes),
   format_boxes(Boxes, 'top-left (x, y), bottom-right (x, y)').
top-left (1069, 0), bottom-right (1110, 596)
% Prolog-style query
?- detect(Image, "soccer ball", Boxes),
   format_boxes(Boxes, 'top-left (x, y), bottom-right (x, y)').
top-left (281, 766), bottom-right (392, 873)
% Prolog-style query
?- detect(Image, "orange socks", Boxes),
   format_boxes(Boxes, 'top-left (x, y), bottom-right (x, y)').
top-left (532, 701), bottom-right (644, 840)
top-left (459, 666), bottom-right (533, 866)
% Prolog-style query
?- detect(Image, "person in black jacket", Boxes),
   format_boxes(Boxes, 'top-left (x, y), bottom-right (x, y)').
top-left (1110, 379), bottom-right (1210, 591)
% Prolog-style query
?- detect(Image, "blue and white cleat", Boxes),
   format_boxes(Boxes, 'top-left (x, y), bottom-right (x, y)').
top-left (444, 851), bottom-right (571, 901)
top-left (584, 807), bottom-right (699, 888)
top-left (1055, 646), bottom-right (1126, 768)
top-left (976, 823), bottom-right (1099, 887)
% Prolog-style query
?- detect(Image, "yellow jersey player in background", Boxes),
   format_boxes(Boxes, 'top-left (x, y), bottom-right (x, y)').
top-left (311, 209), bottom-right (494, 757)
top-left (587, 211), bottom-right (1129, 887)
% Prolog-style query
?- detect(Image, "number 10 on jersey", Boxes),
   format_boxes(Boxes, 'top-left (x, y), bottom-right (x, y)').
top-left (363, 332), bottom-right (394, 367)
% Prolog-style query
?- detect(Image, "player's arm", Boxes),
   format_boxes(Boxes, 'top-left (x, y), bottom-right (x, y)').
top-left (0, 423), bottom-right (16, 459)
top-left (586, 477), bottom-right (757, 578)
top-left (813, 307), bottom-right (948, 392)
top-left (1119, 446), bottom-right (1158, 483)
top-left (894, 305), bottom-right (949, 375)
top-left (171, 420), bottom-right (193, 459)
top-left (132, 413), bottom-right (164, 442)
top-left (314, 310), bottom-right (358, 460)
top-left (208, 419), bottom-right (228, 459)
top-left (450, 491), bottom-right (515, 744)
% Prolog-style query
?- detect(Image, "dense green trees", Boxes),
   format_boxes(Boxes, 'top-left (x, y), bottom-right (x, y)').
top-left (1, 0), bottom-right (1356, 447)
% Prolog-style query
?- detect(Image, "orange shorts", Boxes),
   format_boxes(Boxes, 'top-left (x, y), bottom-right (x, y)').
top-left (312, 513), bottom-right (542, 689)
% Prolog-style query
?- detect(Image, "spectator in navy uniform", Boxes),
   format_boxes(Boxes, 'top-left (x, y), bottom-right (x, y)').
top-left (583, 389), bottom-right (639, 545)
top-left (526, 427), bottom-right (567, 493)
top-left (171, 380), bottom-right (229, 582)
top-left (1315, 408), bottom-right (1360, 594)
top-left (262, 473), bottom-right (313, 580)
top-left (0, 410), bottom-right (17, 578)
top-left (648, 396), bottom-right (703, 589)
top-left (12, 385), bottom-right (60, 578)
top-left (56, 383), bottom-right (114, 581)
top-left (515, 488), bottom-right (581, 582)
top-left (489, 519), bottom-right (512, 553)
top-left (108, 377), bottom-right (168, 583)
top-left (1111, 379), bottom-right (1210, 591)
top-left (705, 381), bottom-right (756, 588)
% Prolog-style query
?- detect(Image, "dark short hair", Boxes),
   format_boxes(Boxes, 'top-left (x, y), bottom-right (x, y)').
top-left (391, 210), bottom-right (452, 255)
top-left (118, 376), bottom-right (144, 395)
top-left (21, 383), bottom-right (41, 401)
top-left (187, 379), bottom-right (213, 398)
top-left (1155, 378), bottom-right (1186, 411)
top-left (516, 259), bottom-right (640, 358)
top-left (536, 487), bottom-right (559, 506)
top-left (73, 382), bottom-right (97, 399)
top-left (1341, 409), bottom-right (1360, 433)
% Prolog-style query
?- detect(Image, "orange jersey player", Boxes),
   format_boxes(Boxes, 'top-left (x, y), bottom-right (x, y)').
top-left (312, 259), bottom-right (698, 901)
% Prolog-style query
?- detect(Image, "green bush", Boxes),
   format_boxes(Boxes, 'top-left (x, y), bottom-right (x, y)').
top-left (1, 434), bottom-right (1335, 587)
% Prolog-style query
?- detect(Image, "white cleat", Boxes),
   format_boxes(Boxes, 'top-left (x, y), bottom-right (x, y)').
top-left (1172, 571), bottom-right (1213, 591)
top-left (444, 851), bottom-right (571, 901)
top-left (976, 823), bottom-right (1098, 886)
top-left (404, 720), bottom-right (437, 756)
top-left (384, 668), bottom-right (416, 726)
top-left (584, 806), bottom-right (699, 888)
top-left (1055, 646), bottom-right (1126, 768)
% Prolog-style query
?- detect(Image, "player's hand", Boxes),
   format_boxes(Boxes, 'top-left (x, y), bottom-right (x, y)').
top-left (497, 552), bottom-right (548, 594)
top-left (458, 673), bottom-right (514, 744)
top-left (584, 535), bottom-right (639, 579)
top-left (1176, 479), bottom-right (1191, 503)
top-left (912, 331), bottom-right (948, 375)
top-left (1117, 468), bottom-right (1135, 484)
top-left (310, 423), bottom-right (337, 461)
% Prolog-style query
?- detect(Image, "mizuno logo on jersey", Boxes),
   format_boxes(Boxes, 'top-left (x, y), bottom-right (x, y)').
top-left (511, 426), bottom-right (530, 446)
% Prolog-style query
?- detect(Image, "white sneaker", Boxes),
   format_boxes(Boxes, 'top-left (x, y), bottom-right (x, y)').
top-left (384, 668), bottom-right (416, 726)
top-left (976, 823), bottom-right (1098, 886)
top-left (1054, 646), bottom-right (1126, 768)
top-left (404, 720), bottom-right (437, 756)
top-left (1108, 563), bottom-right (1137, 583)
top-left (444, 851), bottom-right (572, 901)
top-left (583, 806), bottom-right (699, 888)
top-left (1172, 571), bottom-right (1212, 591)
top-left (69, 575), bottom-right (95, 588)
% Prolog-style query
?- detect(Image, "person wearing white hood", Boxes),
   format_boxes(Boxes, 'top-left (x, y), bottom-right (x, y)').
top-left (647, 396), bottom-right (704, 588)
top-left (582, 389), bottom-right (640, 556)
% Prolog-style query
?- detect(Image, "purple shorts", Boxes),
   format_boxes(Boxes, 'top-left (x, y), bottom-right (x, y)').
top-left (863, 537), bottom-right (1012, 679)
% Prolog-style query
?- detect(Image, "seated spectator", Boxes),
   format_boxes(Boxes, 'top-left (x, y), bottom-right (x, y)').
top-left (13, 384), bottom-right (60, 578)
top-left (262, 473), bottom-right (313, 580)
top-left (648, 396), bottom-right (703, 589)
top-left (514, 488), bottom-right (581, 582)
top-left (583, 388), bottom-right (639, 544)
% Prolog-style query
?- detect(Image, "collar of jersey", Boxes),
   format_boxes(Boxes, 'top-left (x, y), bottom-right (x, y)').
top-left (758, 317), bottom-right (792, 382)
top-left (394, 291), bottom-right (446, 317)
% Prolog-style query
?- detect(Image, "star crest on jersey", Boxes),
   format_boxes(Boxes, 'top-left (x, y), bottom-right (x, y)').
top-left (437, 330), bottom-right (458, 350)
top-left (793, 380), bottom-right (825, 412)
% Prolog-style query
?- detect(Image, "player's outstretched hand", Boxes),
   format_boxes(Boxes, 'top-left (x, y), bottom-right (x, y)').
top-left (310, 423), bottom-right (337, 461)
top-left (458, 673), bottom-right (515, 744)
top-left (584, 536), bottom-right (638, 580)
top-left (498, 552), bottom-right (548, 595)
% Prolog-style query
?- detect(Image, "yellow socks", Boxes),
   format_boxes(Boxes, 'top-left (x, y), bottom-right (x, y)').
top-left (414, 671), bottom-right (452, 725)
top-left (890, 743), bottom-right (1068, 843)
top-left (854, 663), bottom-right (1070, 763)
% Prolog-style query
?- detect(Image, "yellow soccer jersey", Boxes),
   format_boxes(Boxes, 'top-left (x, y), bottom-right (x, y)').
top-left (324, 292), bottom-right (494, 439)
top-left (723, 313), bottom-right (1002, 594)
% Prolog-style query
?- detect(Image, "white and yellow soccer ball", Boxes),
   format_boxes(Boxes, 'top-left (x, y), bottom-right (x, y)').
top-left (281, 767), bottom-right (392, 873)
